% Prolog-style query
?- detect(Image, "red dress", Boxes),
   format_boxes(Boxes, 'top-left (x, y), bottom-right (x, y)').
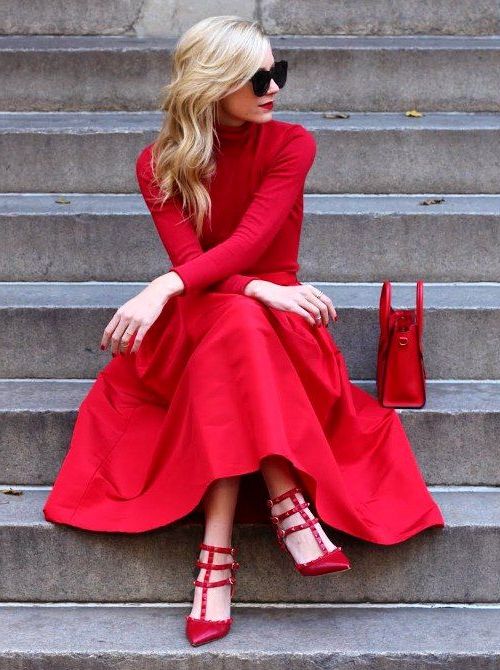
top-left (43, 118), bottom-right (445, 545)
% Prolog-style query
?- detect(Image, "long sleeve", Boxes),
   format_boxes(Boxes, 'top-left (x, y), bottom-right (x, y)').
top-left (135, 146), bottom-right (260, 295)
top-left (168, 125), bottom-right (316, 294)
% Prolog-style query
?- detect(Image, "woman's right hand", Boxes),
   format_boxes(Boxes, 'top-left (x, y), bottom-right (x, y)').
top-left (244, 280), bottom-right (338, 327)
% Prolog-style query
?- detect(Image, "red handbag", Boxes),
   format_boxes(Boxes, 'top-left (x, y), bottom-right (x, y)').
top-left (376, 280), bottom-right (426, 408)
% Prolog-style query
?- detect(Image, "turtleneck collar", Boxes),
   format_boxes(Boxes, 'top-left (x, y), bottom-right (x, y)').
top-left (214, 118), bottom-right (253, 141)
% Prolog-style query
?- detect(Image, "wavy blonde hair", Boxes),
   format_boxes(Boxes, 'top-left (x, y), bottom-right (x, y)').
top-left (149, 15), bottom-right (269, 237)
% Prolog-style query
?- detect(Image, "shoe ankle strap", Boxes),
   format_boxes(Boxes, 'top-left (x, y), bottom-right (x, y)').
top-left (193, 545), bottom-right (239, 617)
top-left (266, 486), bottom-right (303, 508)
top-left (192, 573), bottom-right (238, 602)
top-left (193, 575), bottom-right (236, 588)
top-left (270, 500), bottom-right (309, 523)
top-left (199, 542), bottom-right (237, 556)
top-left (276, 515), bottom-right (320, 539)
top-left (196, 559), bottom-right (240, 571)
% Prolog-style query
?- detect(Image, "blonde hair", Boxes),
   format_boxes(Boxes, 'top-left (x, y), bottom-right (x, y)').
top-left (149, 15), bottom-right (269, 237)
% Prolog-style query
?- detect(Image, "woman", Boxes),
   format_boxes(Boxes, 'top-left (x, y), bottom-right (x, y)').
top-left (43, 15), bottom-right (445, 647)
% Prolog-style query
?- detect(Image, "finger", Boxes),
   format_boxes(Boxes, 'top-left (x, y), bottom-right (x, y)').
top-left (129, 324), bottom-right (150, 354)
top-left (119, 320), bottom-right (139, 355)
top-left (101, 312), bottom-right (121, 350)
top-left (110, 317), bottom-right (130, 356)
top-left (304, 294), bottom-right (329, 326)
top-left (311, 289), bottom-right (337, 322)
top-left (297, 297), bottom-right (323, 327)
top-left (291, 303), bottom-right (317, 326)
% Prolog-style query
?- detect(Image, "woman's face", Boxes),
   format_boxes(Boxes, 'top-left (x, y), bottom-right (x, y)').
top-left (217, 44), bottom-right (280, 126)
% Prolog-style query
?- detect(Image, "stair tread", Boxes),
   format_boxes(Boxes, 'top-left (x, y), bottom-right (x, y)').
top-left (0, 488), bottom-right (498, 528)
top-left (0, 604), bottom-right (498, 657)
top-left (0, 281), bottom-right (498, 309)
top-left (3, 192), bottom-right (500, 216)
top-left (2, 33), bottom-right (500, 50)
top-left (2, 109), bottom-right (500, 132)
top-left (0, 379), bottom-right (498, 413)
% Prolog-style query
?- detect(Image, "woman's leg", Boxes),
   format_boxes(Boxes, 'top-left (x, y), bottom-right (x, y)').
top-left (189, 475), bottom-right (240, 620)
top-left (260, 455), bottom-right (338, 563)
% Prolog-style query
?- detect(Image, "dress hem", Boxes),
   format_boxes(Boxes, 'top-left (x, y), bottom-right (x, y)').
top-left (43, 451), bottom-right (446, 547)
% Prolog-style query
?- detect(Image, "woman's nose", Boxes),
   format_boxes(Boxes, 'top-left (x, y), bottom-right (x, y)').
top-left (268, 79), bottom-right (280, 94)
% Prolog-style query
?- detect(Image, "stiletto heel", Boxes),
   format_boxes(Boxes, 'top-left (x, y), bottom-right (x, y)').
top-left (185, 541), bottom-right (240, 646)
top-left (266, 486), bottom-right (352, 576)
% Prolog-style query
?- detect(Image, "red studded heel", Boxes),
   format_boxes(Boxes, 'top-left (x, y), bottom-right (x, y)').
top-left (266, 486), bottom-right (351, 576)
top-left (185, 541), bottom-right (240, 646)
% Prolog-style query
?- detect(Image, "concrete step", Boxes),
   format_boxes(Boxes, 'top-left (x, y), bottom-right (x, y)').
top-left (2, 193), bottom-right (500, 283)
top-left (0, 603), bottom-right (498, 668)
top-left (0, 379), bottom-right (498, 487)
top-left (1, 0), bottom-right (500, 37)
top-left (0, 487), bottom-right (498, 603)
top-left (1, 111), bottom-right (500, 193)
top-left (1, 35), bottom-right (500, 111)
top-left (0, 282), bottom-right (497, 379)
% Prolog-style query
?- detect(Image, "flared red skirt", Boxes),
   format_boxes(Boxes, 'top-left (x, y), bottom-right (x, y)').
top-left (43, 271), bottom-right (445, 545)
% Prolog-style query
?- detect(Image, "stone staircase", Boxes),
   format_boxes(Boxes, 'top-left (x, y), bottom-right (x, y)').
top-left (1, 2), bottom-right (499, 667)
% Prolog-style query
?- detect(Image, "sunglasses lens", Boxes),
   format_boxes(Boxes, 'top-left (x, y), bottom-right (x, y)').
top-left (251, 60), bottom-right (288, 96)
top-left (273, 61), bottom-right (288, 88)
top-left (252, 71), bottom-right (270, 97)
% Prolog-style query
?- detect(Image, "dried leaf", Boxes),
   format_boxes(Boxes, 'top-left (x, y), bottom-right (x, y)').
top-left (405, 109), bottom-right (424, 117)
top-left (323, 111), bottom-right (350, 119)
top-left (1, 487), bottom-right (24, 495)
top-left (55, 197), bottom-right (72, 205)
top-left (420, 198), bottom-right (446, 206)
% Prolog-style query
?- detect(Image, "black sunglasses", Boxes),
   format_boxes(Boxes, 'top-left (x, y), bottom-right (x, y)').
top-left (250, 60), bottom-right (288, 97)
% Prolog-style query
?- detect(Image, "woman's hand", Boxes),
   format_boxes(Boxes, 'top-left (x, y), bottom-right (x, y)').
top-left (245, 280), bottom-right (338, 327)
top-left (100, 272), bottom-right (184, 355)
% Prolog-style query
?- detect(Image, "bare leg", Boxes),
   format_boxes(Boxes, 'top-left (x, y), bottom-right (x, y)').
top-left (189, 475), bottom-right (240, 621)
top-left (260, 455), bottom-right (337, 563)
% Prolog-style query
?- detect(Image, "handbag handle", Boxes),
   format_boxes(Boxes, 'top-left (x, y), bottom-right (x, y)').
top-left (379, 280), bottom-right (424, 350)
top-left (379, 280), bottom-right (391, 341)
top-left (416, 280), bottom-right (424, 351)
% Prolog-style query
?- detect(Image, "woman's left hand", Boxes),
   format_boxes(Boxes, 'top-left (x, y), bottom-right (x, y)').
top-left (100, 273), bottom-right (183, 355)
